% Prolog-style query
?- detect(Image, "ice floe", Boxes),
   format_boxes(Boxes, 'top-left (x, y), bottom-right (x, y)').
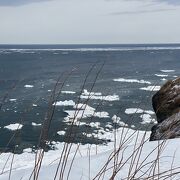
top-left (53, 100), bottom-right (75, 106)
top-left (112, 115), bottom-right (121, 123)
top-left (80, 89), bottom-right (119, 101)
top-left (160, 70), bottom-right (175, 73)
top-left (94, 112), bottom-right (109, 118)
top-left (4, 123), bottom-right (23, 130)
top-left (140, 114), bottom-right (156, 124)
top-left (61, 91), bottom-right (76, 94)
top-left (113, 78), bottom-right (151, 84)
top-left (32, 122), bottom-right (41, 126)
top-left (24, 85), bottom-right (34, 88)
top-left (82, 89), bottom-right (102, 96)
top-left (57, 130), bottom-right (66, 136)
top-left (155, 74), bottom-right (168, 77)
top-left (125, 108), bottom-right (155, 115)
top-left (9, 99), bottom-right (17, 102)
top-left (140, 86), bottom-right (161, 91)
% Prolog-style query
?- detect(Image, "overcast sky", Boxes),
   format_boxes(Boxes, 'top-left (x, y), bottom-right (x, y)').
top-left (0, 0), bottom-right (180, 44)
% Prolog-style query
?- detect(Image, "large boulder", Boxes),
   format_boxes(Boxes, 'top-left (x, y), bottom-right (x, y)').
top-left (150, 77), bottom-right (180, 141)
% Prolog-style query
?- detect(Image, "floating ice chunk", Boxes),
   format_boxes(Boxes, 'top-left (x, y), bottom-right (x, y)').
top-left (80, 89), bottom-right (119, 101)
top-left (161, 78), bottom-right (167, 81)
top-left (94, 112), bottom-right (109, 118)
top-left (24, 85), bottom-right (34, 88)
top-left (23, 148), bottom-right (32, 153)
top-left (140, 86), bottom-right (161, 91)
top-left (80, 94), bottom-right (119, 101)
top-left (131, 124), bottom-right (136, 128)
top-left (119, 121), bottom-right (128, 127)
top-left (140, 114), bottom-right (156, 124)
top-left (65, 109), bottom-right (93, 121)
top-left (32, 122), bottom-right (41, 126)
top-left (106, 124), bottom-right (113, 129)
top-left (53, 100), bottom-right (75, 106)
top-left (144, 110), bottom-right (155, 115)
top-left (9, 99), bottom-right (17, 102)
top-left (82, 89), bottom-right (102, 96)
top-left (61, 91), bottom-right (76, 94)
top-left (112, 115), bottom-right (121, 123)
top-left (125, 108), bottom-right (144, 114)
top-left (155, 74), bottom-right (168, 77)
top-left (57, 130), bottom-right (66, 136)
top-left (65, 104), bottom-right (109, 121)
top-left (4, 123), bottom-right (23, 130)
top-left (89, 122), bottom-right (100, 128)
top-left (125, 108), bottom-right (155, 115)
top-left (160, 70), bottom-right (175, 73)
top-left (73, 103), bottom-right (95, 111)
top-left (113, 78), bottom-right (151, 84)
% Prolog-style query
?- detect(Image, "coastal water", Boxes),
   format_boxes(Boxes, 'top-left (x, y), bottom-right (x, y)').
top-left (0, 44), bottom-right (179, 153)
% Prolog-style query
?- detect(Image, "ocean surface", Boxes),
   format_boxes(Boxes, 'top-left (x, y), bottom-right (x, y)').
top-left (0, 44), bottom-right (179, 153)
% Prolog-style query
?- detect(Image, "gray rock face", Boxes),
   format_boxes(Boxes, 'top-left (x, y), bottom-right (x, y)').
top-left (150, 77), bottom-right (180, 141)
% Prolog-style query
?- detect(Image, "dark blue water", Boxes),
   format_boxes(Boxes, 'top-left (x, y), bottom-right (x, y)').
top-left (0, 44), bottom-right (179, 153)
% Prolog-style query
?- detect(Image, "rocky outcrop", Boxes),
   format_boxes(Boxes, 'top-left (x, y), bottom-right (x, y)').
top-left (150, 77), bottom-right (180, 141)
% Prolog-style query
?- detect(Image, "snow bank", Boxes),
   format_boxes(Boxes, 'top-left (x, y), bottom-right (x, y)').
top-left (1, 128), bottom-right (180, 180)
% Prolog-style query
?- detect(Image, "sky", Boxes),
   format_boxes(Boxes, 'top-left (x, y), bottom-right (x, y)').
top-left (0, 0), bottom-right (180, 44)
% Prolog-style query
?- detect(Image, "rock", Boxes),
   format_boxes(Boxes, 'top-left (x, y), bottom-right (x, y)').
top-left (150, 77), bottom-right (180, 141)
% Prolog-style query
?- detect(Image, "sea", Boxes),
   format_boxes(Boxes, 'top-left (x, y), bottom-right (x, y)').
top-left (0, 44), bottom-right (179, 153)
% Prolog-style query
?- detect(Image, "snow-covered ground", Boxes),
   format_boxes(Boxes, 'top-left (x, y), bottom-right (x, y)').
top-left (1, 127), bottom-right (180, 179)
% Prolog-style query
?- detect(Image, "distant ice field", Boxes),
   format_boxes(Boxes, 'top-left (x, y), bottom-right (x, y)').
top-left (0, 44), bottom-right (179, 152)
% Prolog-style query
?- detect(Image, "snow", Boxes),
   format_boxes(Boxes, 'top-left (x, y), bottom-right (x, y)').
top-left (1, 128), bottom-right (180, 179)
top-left (4, 123), bottom-right (23, 130)
top-left (24, 85), bottom-right (34, 88)
top-left (140, 85), bottom-right (161, 91)
top-left (173, 85), bottom-right (180, 89)
top-left (113, 78), bottom-right (151, 84)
